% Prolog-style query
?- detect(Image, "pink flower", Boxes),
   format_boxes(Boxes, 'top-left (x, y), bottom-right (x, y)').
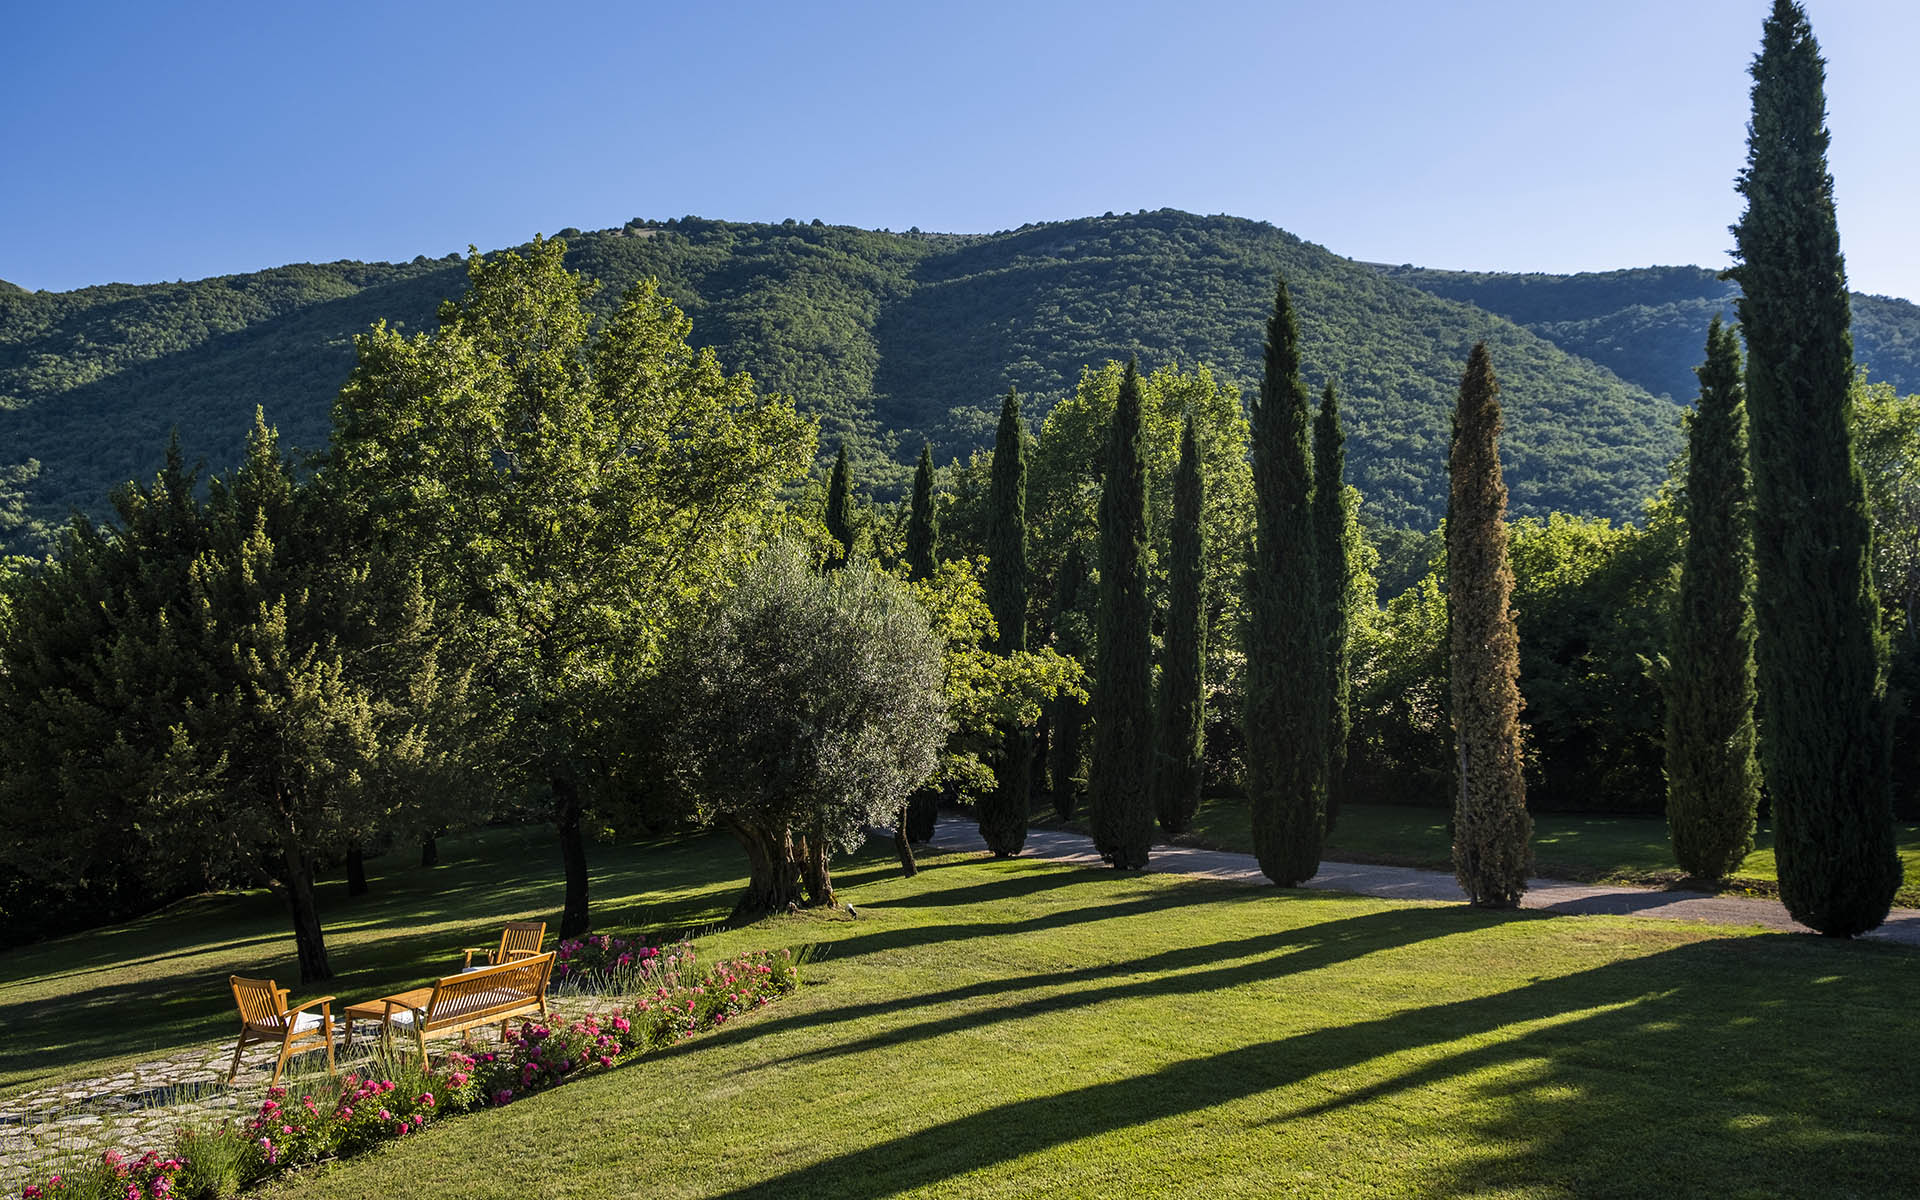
top-left (419, 1092), bottom-right (435, 1107)
top-left (378, 1108), bottom-right (392, 1121)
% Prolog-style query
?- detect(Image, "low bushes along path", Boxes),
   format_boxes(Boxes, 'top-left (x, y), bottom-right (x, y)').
top-left (933, 817), bottom-right (1920, 947)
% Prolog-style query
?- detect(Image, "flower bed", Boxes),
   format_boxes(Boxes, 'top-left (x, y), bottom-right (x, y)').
top-left (12, 947), bottom-right (797, 1199)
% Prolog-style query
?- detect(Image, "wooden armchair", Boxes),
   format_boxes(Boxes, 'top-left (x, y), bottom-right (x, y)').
top-left (461, 921), bottom-right (546, 970)
top-left (226, 976), bottom-right (336, 1085)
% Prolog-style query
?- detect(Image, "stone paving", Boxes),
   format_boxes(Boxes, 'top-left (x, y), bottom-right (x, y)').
top-left (932, 817), bottom-right (1920, 947)
top-left (0, 996), bottom-right (606, 1189)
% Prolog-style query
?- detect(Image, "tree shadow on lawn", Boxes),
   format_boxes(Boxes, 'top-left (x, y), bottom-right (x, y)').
top-left (707, 933), bottom-right (1920, 1199)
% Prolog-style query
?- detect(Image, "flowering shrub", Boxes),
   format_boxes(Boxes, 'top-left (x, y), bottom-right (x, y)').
top-left (20, 1149), bottom-right (183, 1199)
top-left (10, 948), bottom-right (798, 1199)
top-left (551, 933), bottom-right (663, 986)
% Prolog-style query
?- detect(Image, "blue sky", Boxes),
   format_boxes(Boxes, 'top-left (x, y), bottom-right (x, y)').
top-left (3, 0), bottom-right (1914, 299)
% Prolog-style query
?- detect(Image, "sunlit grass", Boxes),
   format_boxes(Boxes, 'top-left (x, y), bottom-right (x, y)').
top-left (257, 851), bottom-right (1920, 1199)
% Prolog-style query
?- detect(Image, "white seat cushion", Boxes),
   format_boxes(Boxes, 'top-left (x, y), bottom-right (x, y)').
top-left (249, 1011), bottom-right (325, 1035)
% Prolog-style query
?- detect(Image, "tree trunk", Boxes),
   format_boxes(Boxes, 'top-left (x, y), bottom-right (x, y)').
top-left (420, 837), bottom-right (438, 868)
top-left (282, 850), bottom-right (332, 984)
top-left (905, 789), bottom-right (939, 843)
top-left (345, 843), bottom-right (368, 897)
top-left (554, 775), bottom-right (591, 938)
top-left (799, 830), bottom-right (835, 907)
top-left (724, 816), bottom-right (803, 919)
top-left (894, 801), bottom-right (918, 877)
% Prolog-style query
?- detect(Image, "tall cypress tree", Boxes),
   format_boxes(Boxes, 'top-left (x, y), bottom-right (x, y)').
top-left (900, 442), bottom-right (942, 851)
top-left (1732, 0), bottom-right (1897, 936)
top-left (1047, 543), bottom-right (1090, 818)
top-left (907, 442), bottom-right (938, 583)
top-left (1313, 382), bottom-right (1354, 835)
top-left (1447, 343), bottom-right (1530, 908)
top-left (825, 444), bottom-right (855, 568)
top-left (1666, 316), bottom-right (1762, 881)
top-left (1088, 360), bottom-right (1154, 868)
top-left (980, 389), bottom-right (1031, 855)
top-left (1153, 412), bottom-right (1207, 835)
top-left (1244, 277), bottom-right (1326, 886)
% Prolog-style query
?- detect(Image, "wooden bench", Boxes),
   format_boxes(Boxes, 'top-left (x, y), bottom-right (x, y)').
top-left (226, 976), bottom-right (336, 1086)
top-left (373, 951), bottom-right (555, 1057)
top-left (461, 920), bottom-right (546, 970)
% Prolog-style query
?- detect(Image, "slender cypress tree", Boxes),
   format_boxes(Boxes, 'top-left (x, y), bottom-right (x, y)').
top-left (1666, 317), bottom-right (1762, 881)
top-left (985, 390), bottom-right (1029, 656)
top-left (900, 442), bottom-right (942, 851)
top-left (1732, 0), bottom-right (1898, 936)
top-left (907, 442), bottom-right (938, 583)
top-left (981, 389), bottom-right (1031, 855)
top-left (1153, 412), bottom-right (1207, 835)
top-left (1313, 382), bottom-right (1354, 835)
top-left (1447, 343), bottom-right (1530, 908)
top-left (1244, 277), bottom-right (1326, 886)
top-left (1047, 543), bottom-right (1090, 818)
top-left (825, 444), bottom-right (855, 568)
top-left (1088, 360), bottom-right (1154, 868)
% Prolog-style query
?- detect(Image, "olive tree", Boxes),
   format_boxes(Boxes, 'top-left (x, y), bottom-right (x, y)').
top-left (659, 540), bottom-right (948, 916)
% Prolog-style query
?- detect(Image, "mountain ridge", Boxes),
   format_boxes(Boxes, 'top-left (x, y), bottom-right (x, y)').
top-left (9, 210), bottom-right (1907, 555)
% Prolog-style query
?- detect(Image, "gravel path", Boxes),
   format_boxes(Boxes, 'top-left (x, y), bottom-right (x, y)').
top-left (930, 817), bottom-right (1920, 948)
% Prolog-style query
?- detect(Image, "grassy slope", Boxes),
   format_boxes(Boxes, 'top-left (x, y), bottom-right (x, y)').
top-left (258, 847), bottom-right (1920, 1199)
top-left (0, 826), bottom-right (742, 1095)
top-left (1169, 797), bottom-right (1920, 908)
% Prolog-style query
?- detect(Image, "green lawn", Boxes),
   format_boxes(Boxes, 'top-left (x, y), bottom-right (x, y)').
top-left (1165, 796), bottom-right (1920, 908)
top-left (10, 825), bottom-right (1920, 1197)
top-left (259, 847), bottom-right (1920, 1198)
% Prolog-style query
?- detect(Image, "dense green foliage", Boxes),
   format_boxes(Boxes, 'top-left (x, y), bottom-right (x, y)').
top-left (0, 422), bottom-right (458, 982)
top-left (1447, 344), bottom-right (1531, 908)
top-left (655, 540), bottom-right (947, 914)
top-left (327, 238), bottom-right (814, 937)
top-left (1855, 380), bottom-right (1920, 816)
top-left (1245, 280), bottom-right (1326, 886)
top-left (1733, 1), bottom-right (1899, 937)
top-left (981, 389), bottom-right (1032, 856)
top-left (1045, 544), bottom-right (1091, 817)
top-left (1088, 362), bottom-right (1154, 869)
top-left (0, 210), bottom-right (1725, 556)
top-left (1151, 414), bottom-right (1207, 836)
top-left (1665, 319), bottom-right (1761, 880)
top-left (1388, 263), bottom-right (1920, 405)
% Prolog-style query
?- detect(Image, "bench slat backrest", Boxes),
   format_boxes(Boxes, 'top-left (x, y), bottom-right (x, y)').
top-left (424, 952), bottom-right (554, 1027)
top-left (231, 976), bottom-right (289, 1028)
top-left (494, 921), bottom-right (546, 964)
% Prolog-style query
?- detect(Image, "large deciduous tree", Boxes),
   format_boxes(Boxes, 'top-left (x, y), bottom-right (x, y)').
top-left (329, 237), bottom-right (813, 937)
top-left (1732, 0), bottom-right (1898, 936)
top-left (1665, 317), bottom-right (1761, 880)
top-left (1152, 412), bottom-right (1206, 835)
top-left (1244, 277), bottom-right (1326, 886)
top-left (981, 388), bottom-right (1032, 855)
top-left (1088, 360), bottom-right (1155, 868)
top-left (1447, 343), bottom-right (1531, 908)
top-left (659, 540), bottom-right (947, 916)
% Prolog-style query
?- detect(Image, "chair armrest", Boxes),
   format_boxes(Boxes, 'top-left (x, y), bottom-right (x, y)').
top-left (461, 947), bottom-right (486, 968)
top-left (288, 995), bottom-right (336, 1015)
top-left (505, 949), bottom-right (540, 961)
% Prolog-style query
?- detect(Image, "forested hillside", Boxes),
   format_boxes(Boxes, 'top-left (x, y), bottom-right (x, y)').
top-left (1387, 264), bottom-right (1920, 404)
top-left (2, 211), bottom-right (1703, 551)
